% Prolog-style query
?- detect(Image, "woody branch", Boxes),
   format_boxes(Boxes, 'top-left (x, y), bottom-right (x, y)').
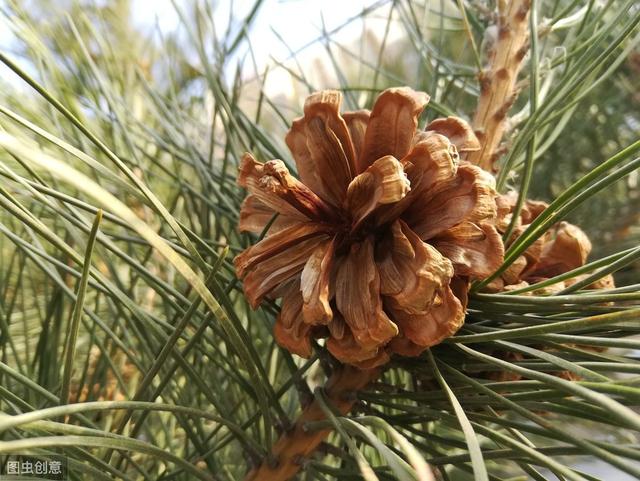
top-left (467, 0), bottom-right (532, 172)
top-left (244, 366), bottom-right (379, 481)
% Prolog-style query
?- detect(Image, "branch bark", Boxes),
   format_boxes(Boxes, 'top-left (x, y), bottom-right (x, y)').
top-left (244, 365), bottom-right (379, 481)
top-left (467, 0), bottom-right (532, 172)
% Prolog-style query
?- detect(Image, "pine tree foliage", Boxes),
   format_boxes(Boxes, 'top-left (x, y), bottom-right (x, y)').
top-left (0, 1), bottom-right (638, 480)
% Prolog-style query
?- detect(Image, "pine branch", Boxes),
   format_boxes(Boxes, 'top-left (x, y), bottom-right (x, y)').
top-left (1, 1), bottom-right (639, 479)
top-left (244, 366), bottom-right (379, 481)
top-left (467, 0), bottom-right (531, 172)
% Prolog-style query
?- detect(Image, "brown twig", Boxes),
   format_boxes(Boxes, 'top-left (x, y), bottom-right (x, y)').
top-left (243, 365), bottom-right (380, 481)
top-left (467, 0), bottom-right (532, 172)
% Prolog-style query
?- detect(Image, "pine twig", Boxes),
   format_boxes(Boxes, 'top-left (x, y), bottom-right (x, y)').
top-left (467, 0), bottom-right (531, 172)
top-left (244, 365), bottom-right (380, 481)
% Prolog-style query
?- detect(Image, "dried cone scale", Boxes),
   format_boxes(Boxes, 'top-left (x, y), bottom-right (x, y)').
top-left (235, 87), bottom-right (504, 480)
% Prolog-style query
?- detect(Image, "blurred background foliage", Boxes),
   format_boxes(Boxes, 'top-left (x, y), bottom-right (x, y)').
top-left (0, 0), bottom-right (638, 480)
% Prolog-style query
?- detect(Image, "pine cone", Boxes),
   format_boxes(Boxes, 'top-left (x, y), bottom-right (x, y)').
top-left (235, 87), bottom-right (504, 367)
top-left (487, 191), bottom-right (615, 292)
